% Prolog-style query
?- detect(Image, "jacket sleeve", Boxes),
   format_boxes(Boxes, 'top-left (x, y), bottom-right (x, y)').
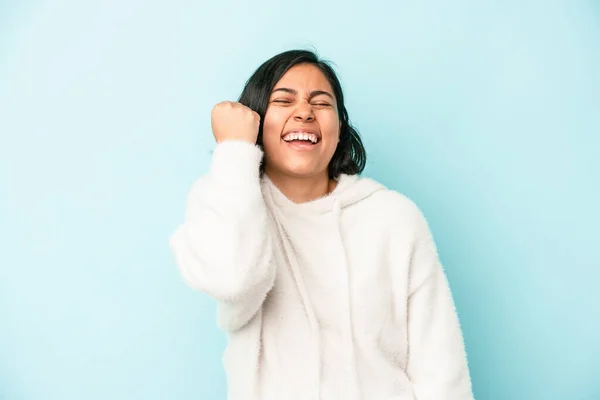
top-left (169, 140), bottom-right (275, 332)
top-left (406, 208), bottom-right (475, 400)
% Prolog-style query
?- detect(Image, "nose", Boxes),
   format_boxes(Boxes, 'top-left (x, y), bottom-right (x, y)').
top-left (293, 102), bottom-right (314, 122)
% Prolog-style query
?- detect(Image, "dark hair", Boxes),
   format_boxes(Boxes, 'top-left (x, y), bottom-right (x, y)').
top-left (238, 49), bottom-right (366, 179)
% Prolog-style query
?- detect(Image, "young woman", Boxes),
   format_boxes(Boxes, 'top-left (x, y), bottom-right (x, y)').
top-left (170, 49), bottom-right (474, 400)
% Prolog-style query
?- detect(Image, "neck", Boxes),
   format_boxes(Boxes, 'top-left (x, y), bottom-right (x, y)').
top-left (265, 169), bottom-right (336, 204)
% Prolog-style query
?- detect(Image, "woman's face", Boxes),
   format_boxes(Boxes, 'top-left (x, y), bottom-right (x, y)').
top-left (262, 64), bottom-right (340, 180)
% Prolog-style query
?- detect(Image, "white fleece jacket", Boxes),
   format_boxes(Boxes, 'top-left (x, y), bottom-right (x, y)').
top-left (170, 141), bottom-right (474, 400)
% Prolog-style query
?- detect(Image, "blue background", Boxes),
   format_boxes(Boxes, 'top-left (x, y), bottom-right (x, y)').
top-left (1, 1), bottom-right (599, 399)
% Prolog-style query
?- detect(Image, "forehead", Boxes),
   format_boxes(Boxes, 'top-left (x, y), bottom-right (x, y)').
top-left (274, 64), bottom-right (334, 93)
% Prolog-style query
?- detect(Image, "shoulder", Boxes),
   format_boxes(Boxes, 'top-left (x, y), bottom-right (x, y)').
top-left (356, 176), bottom-right (432, 238)
top-left (355, 175), bottom-right (421, 215)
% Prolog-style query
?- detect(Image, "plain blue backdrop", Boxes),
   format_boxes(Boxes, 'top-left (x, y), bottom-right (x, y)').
top-left (1, 1), bottom-right (599, 399)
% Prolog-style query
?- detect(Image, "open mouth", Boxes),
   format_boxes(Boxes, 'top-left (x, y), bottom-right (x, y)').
top-left (282, 131), bottom-right (320, 145)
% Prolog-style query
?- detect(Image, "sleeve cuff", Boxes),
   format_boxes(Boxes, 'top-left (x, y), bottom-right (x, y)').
top-left (210, 140), bottom-right (264, 186)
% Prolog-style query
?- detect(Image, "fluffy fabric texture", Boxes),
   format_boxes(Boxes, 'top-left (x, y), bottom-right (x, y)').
top-left (170, 141), bottom-right (474, 400)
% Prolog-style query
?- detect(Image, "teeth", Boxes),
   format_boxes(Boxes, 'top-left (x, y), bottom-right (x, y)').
top-left (283, 132), bottom-right (318, 144)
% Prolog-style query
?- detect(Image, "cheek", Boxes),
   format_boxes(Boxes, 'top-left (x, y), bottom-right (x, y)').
top-left (262, 108), bottom-right (287, 142)
top-left (320, 113), bottom-right (341, 144)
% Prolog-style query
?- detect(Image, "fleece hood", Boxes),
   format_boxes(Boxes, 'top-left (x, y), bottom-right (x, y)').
top-left (261, 173), bottom-right (386, 215)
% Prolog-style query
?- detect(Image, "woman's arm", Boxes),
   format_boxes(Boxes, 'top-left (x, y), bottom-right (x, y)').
top-left (406, 209), bottom-right (474, 400)
top-left (170, 141), bottom-right (275, 332)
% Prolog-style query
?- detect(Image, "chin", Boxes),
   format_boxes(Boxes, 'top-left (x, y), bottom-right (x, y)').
top-left (282, 165), bottom-right (320, 177)
top-left (270, 161), bottom-right (324, 179)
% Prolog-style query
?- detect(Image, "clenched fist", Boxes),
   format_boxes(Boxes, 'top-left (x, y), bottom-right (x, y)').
top-left (211, 101), bottom-right (260, 144)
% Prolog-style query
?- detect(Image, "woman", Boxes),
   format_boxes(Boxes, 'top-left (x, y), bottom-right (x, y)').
top-left (170, 49), bottom-right (474, 400)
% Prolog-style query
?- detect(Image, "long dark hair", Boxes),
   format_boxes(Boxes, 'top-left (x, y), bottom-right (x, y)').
top-left (238, 49), bottom-right (367, 179)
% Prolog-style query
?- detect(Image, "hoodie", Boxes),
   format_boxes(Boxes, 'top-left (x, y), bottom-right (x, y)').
top-left (169, 141), bottom-right (474, 400)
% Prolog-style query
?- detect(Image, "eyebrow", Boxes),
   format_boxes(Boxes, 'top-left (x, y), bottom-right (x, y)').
top-left (271, 87), bottom-right (335, 100)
